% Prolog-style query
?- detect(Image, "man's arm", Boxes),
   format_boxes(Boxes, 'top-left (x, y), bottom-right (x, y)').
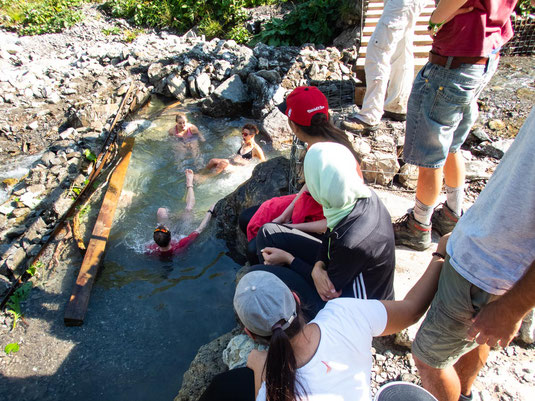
top-left (431, 0), bottom-right (473, 25)
top-left (380, 234), bottom-right (449, 336)
top-left (467, 259), bottom-right (535, 347)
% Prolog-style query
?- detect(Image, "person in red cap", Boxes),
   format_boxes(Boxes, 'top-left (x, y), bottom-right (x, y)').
top-left (238, 87), bottom-right (363, 266)
top-left (247, 86), bottom-right (395, 318)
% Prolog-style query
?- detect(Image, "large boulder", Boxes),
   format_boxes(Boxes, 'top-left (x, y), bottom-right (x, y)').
top-left (174, 327), bottom-right (241, 401)
top-left (361, 152), bottom-right (400, 186)
top-left (247, 70), bottom-right (282, 119)
top-left (201, 74), bottom-right (251, 118)
top-left (260, 107), bottom-right (293, 150)
top-left (167, 74), bottom-right (187, 100)
top-left (212, 157), bottom-right (290, 264)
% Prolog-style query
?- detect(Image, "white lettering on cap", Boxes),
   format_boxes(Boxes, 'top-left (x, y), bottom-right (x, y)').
top-left (288, 108), bottom-right (292, 117)
top-left (307, 105), bottom-right (325, 113)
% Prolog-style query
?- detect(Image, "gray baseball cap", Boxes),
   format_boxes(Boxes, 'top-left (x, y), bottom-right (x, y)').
top-left (233, 271), bottom-right (297, 337)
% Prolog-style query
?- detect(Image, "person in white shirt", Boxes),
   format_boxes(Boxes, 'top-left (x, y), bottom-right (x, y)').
top-left (200, 235), bottom-right (448, 401)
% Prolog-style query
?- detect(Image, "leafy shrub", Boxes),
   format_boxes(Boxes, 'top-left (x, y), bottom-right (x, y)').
top-left (516, 0), bottom-right (534, 16)
top-left (227, 24), bottom-right (252, 43)
top-left (101, 0), bottom-right (294, 43)
top-left (0, 0), bottom-right (86, 35)
top-left (252, 0), bottom-right (343, 46)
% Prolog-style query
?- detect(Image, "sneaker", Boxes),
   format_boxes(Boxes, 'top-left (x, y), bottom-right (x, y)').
top-left (431, 202), bottom-right (462, 236)
top-left (393, 212), bottom-right (432, 251)
top-left (382, 110), bottom-right (406, 122)
top-left (344, 116), bottom-right (378, 132)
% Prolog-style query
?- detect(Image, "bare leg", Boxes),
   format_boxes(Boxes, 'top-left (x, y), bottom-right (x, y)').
top-left (415, 166), bottom-right (444, 207)
top-left (443, 152), bottom-right (466, 188)
top-left (185, 169), bottom-right (195, 212)
top-left (157, 207), bottom-right (170, 225)
top-left (454, 345), bottom-right (490, 397)
top-left (414, 355), bottom-right (461, 401)
top-left (205, 158), bottom-right (230, 174)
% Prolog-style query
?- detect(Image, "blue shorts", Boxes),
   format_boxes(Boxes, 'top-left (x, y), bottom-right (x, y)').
top-left (403, 53), bottom-right (499, 168)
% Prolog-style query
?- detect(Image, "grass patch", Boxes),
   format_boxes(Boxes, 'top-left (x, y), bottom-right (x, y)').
top-left (0, 0), bottom-right (87, 35)
top-left (100, 0), bottom-right (297, 44)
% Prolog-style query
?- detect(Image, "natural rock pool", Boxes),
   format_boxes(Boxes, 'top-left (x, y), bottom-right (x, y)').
top-left (85, 97), bottom-right (282, 400)
top-left (0, 97), bottom-right (283, 401)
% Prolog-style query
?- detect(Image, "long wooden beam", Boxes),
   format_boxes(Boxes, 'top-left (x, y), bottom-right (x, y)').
top-left (64, 137), bottom-right (135, 326)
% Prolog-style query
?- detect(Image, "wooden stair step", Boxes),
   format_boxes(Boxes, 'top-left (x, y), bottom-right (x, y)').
top-left (365, 9), bottom-right (433, 18)
top-left (363, 15), bottom-right (432, 28)
top-left (361, 34), bottom-right (433, 46)
top-left (359, 44), bottom-right (432, 58)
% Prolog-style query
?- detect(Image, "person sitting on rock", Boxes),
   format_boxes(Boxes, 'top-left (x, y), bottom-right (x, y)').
top-left (199, 236), bottom-right (447, 401)
top-left (146, 169), bottom-right (214, 257)
top-left (252, 141), bottom-right (395, 318)
top-left (204, 124), bottom-right (265, 175)
top-left (168, 112), bottom-right (205, 142)
top-left (238, 87), bottom-right (364, 265)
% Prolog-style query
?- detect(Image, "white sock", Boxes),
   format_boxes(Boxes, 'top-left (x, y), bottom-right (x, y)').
top-left (413, 198), bottom-right (434, 226)
top-left (445, 185), bottom-right (464, 216)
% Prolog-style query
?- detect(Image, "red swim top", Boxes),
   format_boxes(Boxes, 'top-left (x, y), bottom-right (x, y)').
top-left (146, 231), bottom-right (200, 256)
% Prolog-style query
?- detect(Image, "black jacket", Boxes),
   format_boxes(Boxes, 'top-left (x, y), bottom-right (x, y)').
top-left (292, 189), bottom-right (395, 300)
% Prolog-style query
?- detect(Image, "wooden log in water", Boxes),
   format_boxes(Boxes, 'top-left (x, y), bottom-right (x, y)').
top-left (64, 137), bottom-right (135, 326)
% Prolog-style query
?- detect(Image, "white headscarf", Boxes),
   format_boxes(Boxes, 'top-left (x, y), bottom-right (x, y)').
top-left (304, 142), bottom-right (371, 229)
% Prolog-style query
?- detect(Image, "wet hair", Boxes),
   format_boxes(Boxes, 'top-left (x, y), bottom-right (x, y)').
top-left (242, 123), bottom-right (258, 135)
top-left (294, 113), bottom-right (361, 164)
top-left (255, 303), bottom-right (307, 401)
top-left (153, 225), bottom-right (171, 247)
top-left (175, 112), bottom-right (187, 122)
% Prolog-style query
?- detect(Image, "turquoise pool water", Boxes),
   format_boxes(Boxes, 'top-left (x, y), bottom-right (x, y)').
top-left (85, 97), bottom-right (279, 401)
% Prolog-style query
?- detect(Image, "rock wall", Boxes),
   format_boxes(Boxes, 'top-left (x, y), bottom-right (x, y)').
top-left (212, 156), bottom-right (290, 264)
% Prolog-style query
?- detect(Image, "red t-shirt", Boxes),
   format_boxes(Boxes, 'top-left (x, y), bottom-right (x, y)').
top-left (432, 0), bottom-right (516, 57)
top-left (146, 231), bottom-right (200, 256)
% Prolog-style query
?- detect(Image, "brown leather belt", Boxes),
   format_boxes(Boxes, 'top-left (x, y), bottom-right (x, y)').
top-left (428, 51), bottom-right (490, 69)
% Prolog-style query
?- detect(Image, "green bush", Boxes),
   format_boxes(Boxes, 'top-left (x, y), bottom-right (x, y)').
top-left (101, 0), bottom-right (295, 44)
top-left (0, 0), bottom-right (86, 35)
top-left (252, 0), bottom-right (343, 46)
top-left (516, 0), bottom-right (534, 16)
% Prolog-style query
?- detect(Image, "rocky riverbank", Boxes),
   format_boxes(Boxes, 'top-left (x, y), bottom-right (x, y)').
top-left (0, 4), bottom-right (534, 401)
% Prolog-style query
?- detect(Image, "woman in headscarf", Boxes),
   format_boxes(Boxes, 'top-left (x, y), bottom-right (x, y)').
top-left (252, 87), bottom-right (395, 318)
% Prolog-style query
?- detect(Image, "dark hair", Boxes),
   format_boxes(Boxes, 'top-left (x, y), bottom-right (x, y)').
top-left (242, 123), bottom-right (259, 135)
top-left (295, 113), bottom-right (361, 164)
top-left (153, 225), bottom-right (171, 247)
top-left (259, 304), bottom-right (307, 401)
top-left (176, 112), bottom-right (187, 122)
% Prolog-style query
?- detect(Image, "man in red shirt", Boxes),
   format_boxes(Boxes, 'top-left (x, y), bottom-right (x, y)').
top-left (147, 169), bottom-right (214, 256)
top-left (394, 0), bottom-right (518, 252)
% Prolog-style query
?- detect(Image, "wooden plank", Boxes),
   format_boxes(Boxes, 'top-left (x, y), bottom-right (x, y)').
top-left (359, 44), bottom-right (432, 58)
top-left (362, 34), bottom-right (432, 46)
top-left (64, 137), bottom-right (135, 326)
top-left (363, 17), bottom-right (432, 27)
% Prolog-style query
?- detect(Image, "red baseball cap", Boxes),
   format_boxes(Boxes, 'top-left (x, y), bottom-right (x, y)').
top-left (277, 86), bottom-right (329, 126)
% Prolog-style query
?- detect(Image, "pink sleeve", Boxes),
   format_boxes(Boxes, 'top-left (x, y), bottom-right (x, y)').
top-left (175, 231), bottom-right (201, 252)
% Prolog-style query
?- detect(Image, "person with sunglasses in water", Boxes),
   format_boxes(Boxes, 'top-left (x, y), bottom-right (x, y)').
top-left (147, 169), bottom-right (214, 257)
top-left (204, 124), bottom-right (266, 175)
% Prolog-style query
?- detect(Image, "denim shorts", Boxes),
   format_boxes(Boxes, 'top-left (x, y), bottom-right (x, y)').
top-left (403, 53), bottom-right (499, 168)
top-left (412, 257), bottom-right (498, 369)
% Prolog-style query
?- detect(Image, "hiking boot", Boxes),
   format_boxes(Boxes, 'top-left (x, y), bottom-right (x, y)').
top-left (344, 116), bottom-right (379, 132)
top-left (382, 110), bottom-right (406, 122)
top-left (431, 202), bottom-right (462, 236)
top-left (393, 212), bottom-right (432, 251)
